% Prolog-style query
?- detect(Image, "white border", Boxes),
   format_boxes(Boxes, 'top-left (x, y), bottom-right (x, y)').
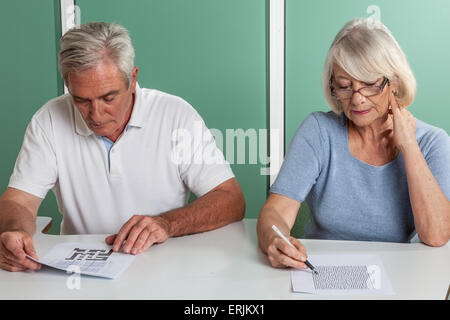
top-left (60, 0), bottom-right (77, 93)
top-left (60, 0), bottom-right (76, 35)
top-left (269, 0), bottom-right (285, 186)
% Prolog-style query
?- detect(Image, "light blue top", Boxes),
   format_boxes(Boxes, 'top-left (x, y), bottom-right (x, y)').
top-left (98, 126), bottom-right (130, 170)
top-left (270, 111), bottom-right (450, 242)
top-left (100, 135), bottom-right (114, 169)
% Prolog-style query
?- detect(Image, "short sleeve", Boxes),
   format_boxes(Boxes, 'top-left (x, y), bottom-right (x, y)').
top-left (172, 106), bottom-right (234, 197)
top-left (8, 116), bottom-right (57, 199)
top-left (420, 127), bottom-right (450, 200)
top-left (270, 113), bottom-right (324, 203)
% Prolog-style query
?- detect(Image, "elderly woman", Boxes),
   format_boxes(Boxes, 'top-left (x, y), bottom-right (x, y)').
top-left (257, 18), bottom-right (450, 270)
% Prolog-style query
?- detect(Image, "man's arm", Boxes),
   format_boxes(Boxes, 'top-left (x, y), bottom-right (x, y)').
top-left (106, 177), bottom-right (245, 254)
top-left (0, 188), bottom-right (41, 234)
top-left (0, 188), bottom-right (42, 271)
top-left (159, 177), bottom-right (245, 236)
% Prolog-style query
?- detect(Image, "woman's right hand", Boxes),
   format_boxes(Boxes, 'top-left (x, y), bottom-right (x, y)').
top-left (266, 234), bottom-right (309, 269)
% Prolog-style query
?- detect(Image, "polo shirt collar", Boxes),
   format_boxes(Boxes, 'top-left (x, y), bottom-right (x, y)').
top-left (74, 106), bottom-right (92, 136)
top-left (74, 82), bottom-right (145, 136)
top-left (126, 83), bottom-right (146, 128)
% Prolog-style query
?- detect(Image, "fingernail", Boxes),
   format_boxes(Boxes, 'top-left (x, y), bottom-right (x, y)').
top-left (300, 256), bottom-right (306, 262)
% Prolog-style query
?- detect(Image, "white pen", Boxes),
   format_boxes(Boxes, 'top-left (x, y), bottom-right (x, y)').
top-left (271, 224), bottom-right (318, 274)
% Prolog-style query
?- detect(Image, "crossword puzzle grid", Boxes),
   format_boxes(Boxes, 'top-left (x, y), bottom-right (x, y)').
top-left (312, 266), bottom-right (371, 290)
top-left (55, 248), bottom-right (113, 273)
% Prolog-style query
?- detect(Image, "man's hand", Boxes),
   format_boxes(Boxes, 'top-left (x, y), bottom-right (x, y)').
top-left (0, 230), bottom-right (41, 272)
top-left (105, 215), bottom-right (170, 255)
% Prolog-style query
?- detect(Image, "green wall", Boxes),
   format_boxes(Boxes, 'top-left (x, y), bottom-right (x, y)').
top-left (286, 0), bottom-right (450, 237)
top-left (0, 0), bottom-right (63, 234)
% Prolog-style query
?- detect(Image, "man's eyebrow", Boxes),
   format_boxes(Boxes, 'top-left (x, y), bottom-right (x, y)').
top-left (72, 94), bottom-right (88, 101)
top-left (99, 90), bottom-right (120, 98)
top-left (72, 90), bottom-right (120, 100)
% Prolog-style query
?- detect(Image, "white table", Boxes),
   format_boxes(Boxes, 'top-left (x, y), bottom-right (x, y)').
top-left (0, 216), bottom-right (448, 299)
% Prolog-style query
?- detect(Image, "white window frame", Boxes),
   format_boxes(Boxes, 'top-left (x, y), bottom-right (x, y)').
top-left (269, 0), bottom-right (285, 186)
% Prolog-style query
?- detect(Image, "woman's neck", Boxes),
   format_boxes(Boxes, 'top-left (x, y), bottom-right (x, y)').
top-left (347, 114), bottom-right (399, 165)
top-left (348, 113), bottom-right (393, 148)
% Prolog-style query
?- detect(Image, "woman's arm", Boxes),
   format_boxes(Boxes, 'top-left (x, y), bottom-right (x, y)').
top-left (390, 92), bottom-right (450, 246)
top-left (256, 193), bottom-right (309, 268)
top-left (402, 143), bottom-right (450, 246)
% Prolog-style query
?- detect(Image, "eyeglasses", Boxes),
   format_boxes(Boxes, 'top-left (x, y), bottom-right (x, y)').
top-left (330, 77), bottom-right (389, 100)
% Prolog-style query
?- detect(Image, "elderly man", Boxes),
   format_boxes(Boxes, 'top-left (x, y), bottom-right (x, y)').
top-left (0, 22), bottom-right (245, 272)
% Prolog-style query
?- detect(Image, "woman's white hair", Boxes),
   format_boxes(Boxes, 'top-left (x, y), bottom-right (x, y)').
top-left (58, 22), bottom-right (135, 87)
top-left (322, 18), bottom-right (417, 114)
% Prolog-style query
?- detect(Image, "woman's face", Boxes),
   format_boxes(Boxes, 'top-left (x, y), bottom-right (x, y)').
top-left (332, 64), bottom-right (395, 128)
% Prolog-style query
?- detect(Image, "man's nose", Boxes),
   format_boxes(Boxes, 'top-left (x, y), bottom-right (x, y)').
top-left (89, 100), bottom-right (103, 121)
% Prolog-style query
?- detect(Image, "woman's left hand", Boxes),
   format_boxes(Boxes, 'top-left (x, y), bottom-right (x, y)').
top-left (389, 90), bottom-right (417, 152)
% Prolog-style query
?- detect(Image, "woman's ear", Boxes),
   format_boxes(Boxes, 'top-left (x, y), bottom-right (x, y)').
top-left (389, 77), bottom-right (400, 92)
top-left (388, 78), bottom-right (401, 98)
top-left (389, 80), bottom-right (405, 108)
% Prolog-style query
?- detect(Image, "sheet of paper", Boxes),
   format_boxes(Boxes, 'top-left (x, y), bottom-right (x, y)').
top-left (291, 254), bottom-right (394, 295)
top-left (28, 242), bottom-right (135, 279)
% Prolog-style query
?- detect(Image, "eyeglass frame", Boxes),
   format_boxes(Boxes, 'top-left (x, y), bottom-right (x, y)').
top-left (329, 76), bottom-right (390, 100)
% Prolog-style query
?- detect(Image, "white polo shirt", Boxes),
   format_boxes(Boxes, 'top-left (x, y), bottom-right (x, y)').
top-left (9, 84), bottom-right (234, 234)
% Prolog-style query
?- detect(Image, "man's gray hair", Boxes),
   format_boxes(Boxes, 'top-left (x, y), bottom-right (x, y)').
top-left (58, 22), bottom-right (135, 87)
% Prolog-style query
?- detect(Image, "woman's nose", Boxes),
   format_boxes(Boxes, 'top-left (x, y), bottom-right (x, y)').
top-left (350, 86), bottom-right (366, 106)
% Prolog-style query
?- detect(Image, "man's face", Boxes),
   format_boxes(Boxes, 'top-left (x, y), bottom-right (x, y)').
top-left (67, 60), bottom-right (138, 141)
